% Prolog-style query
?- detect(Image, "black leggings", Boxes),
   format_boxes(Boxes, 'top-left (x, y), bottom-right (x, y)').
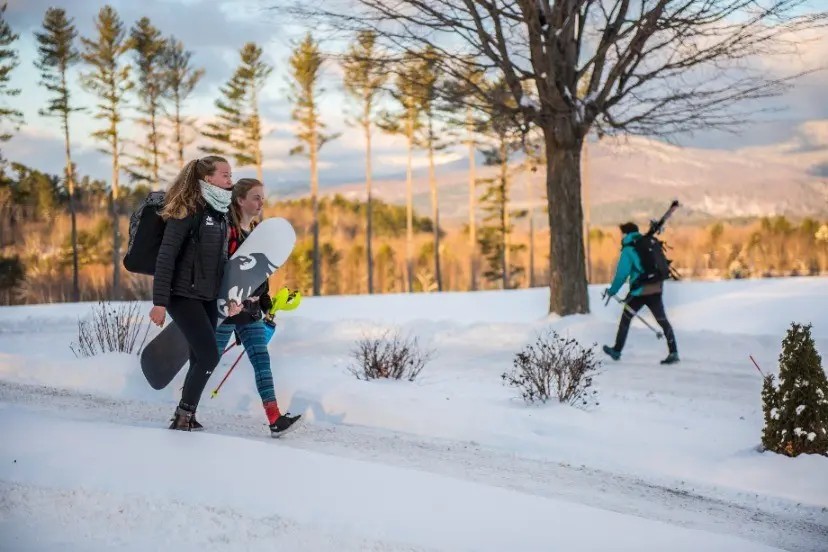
top-left (613, 293), bottom-right (677, 354)
top-left (167, 295), bottom-right (220, 408)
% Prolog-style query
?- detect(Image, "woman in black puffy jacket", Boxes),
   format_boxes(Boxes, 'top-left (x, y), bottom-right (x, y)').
top-left (148, 155), bottom-right (242, 430)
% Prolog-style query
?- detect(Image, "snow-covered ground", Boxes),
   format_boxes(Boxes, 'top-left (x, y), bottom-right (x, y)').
top-left (1, 277), bottom-right (827, 551)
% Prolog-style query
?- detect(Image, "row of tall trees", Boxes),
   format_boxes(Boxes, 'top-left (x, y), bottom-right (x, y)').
top-left (285, 0), bottom-right (827, 315)
top-left (0, 1), bottom-right (540, 301)
top-left (2, 1), bottom-right (824, 312)
top-left (0, 3), bottom-right (206, 300)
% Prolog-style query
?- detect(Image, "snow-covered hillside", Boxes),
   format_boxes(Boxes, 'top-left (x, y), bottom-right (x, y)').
top-left (1, 278), bottom-right (827, 551)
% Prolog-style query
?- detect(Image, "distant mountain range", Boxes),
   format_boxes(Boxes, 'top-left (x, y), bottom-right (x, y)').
top-left (282, 120), bottom-right (828, 228)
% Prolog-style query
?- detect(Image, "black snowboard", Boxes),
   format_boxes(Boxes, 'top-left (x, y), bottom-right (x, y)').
top-left (140, 321), bottom-right (190, 390)
top-left (139, 217), bottom-right (296, 390)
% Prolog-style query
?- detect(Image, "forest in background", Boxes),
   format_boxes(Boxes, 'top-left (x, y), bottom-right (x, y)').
top-left (1, 159), bottom-right (826, 306)
top-left (0, 2), bottom-right (825, 307)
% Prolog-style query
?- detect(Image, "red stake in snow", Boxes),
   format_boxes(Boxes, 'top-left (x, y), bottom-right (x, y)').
top-left (749, 354), bottom-right (765, 377)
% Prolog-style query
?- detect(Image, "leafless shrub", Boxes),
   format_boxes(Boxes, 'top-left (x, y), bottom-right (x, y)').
top-left (70, 300), bottom-right (151, 358)
top-left (502, 328), bottom-right (601, 409)
top-left (348, 329), bottom-right (434, 381)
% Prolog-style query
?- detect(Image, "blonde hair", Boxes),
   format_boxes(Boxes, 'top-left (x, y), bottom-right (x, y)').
top-left (161, 155), bottom-right (228, 220)
top-left (230, 178), bottom-right (265, 235)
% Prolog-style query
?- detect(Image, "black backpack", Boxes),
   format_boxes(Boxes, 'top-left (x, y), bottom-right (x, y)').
top-left (629, 234), bottom-right (673, 290)
top-left (123, 191), bottom-right (167, 275)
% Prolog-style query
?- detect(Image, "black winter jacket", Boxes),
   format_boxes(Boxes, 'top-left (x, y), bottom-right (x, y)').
top-left (152, 204), bottom-right (229, 307)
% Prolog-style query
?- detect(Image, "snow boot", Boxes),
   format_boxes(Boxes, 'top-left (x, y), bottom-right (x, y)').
top-left (264, 400), bottom-right (302, 438)
top-left (660, 352), bottom-right (680, 365)
top-left (189, 413), bottom-right (204, 431)
top-left (602, 345), bottom-right (621, 361)
top-left (169, 402), bottom-right (195, 431)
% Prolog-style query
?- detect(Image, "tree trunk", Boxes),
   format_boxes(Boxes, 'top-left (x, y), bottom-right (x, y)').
top-left (364, 113), bottom-right (374, 295)
top-left (252, 86), bottom-right (263, 183)
top-left (428, 116), bottom-right (442, 292)
top-left (175, 90), bottom-right (184, 170)
top-left (582, 140), bottom-right (592, 283)
top-left (499, 139), bottom-right (509, 290)
top-left (61, 77), bottom-right (79, 303)
top-left (311, 119), bottom-right (320, 296)
top-left (467, 108), bottom-right (476, 291)
top-left (112, 142), bottom-right (121, 301)
top-left (527, 166), bottom-right (535, 288)
top-left (110, 117), bottom-right (121, 301)
top-left (544, 134), bottom-right (588, 315)
top-left (151, 105), bottom-right (160, 189)
top-left (404, 107), bottom-right (414, 293)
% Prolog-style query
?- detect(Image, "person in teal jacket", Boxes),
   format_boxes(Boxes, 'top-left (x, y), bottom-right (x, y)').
top-left (603, 222), bottom-right (679, 364)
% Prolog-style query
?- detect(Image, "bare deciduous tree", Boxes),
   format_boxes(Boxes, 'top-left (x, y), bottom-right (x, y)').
top-left (284, 0), bottom-right (827, 315)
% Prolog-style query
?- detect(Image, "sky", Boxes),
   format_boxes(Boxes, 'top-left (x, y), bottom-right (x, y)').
top-left (1, 0), bottom-right (826, 196)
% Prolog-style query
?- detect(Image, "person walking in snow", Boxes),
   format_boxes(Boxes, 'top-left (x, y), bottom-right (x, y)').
top-left (205, 177), bottom-right (301, 437)
top-left (148, 156), bottom-right (243, 431)
top-left (602, 221), bottom-right (679, 365)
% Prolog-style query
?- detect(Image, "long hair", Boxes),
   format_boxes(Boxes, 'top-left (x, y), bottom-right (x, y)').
top-left (230, 178), bottom-right (264, 236)
top-left (161, 155), bottom-right (228, 220)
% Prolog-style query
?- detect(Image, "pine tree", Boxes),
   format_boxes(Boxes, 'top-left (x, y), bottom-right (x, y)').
top-left (761, 322), bottom-right (828, 456)
top-left (288, 32), bottom-right (339, 296)
top-left (411, 45), bottom-right (446, 292)
top-left (163, 36), bottom-right (203, 170)
top-left (128, 17), bottom-right (167, 188)
top-left (475, 77), bottom-right (526, 289)
top-left (441, 56), bottom-right (486, 291)
top-left (342, 29), bottom-right (388, 296)
top-left (201, 41), bottom-right (271, 181)
top-left (377, 51), bottom-right (424, 293)
top-left (0, 2), bottom-right (23, 145)
top-left (34, 7), bottom-right (82, 302)
top-left (80, 5), bottom-right (133, 299)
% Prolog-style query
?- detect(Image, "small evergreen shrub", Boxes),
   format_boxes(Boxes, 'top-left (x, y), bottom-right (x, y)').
top-left (502, 328), bottom-right (600, 409)
top-left (70, 301), bottom-right (151, 358)
top-left (348, 329), bottom-right (434, 382)
top-left (760, 322), bottom-right (828, 457)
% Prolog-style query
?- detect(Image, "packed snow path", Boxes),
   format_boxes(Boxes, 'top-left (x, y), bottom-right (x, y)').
top-left (1, 381), bottom-right (826, 552)
top-left (2, 279), bottom-right (828, 551)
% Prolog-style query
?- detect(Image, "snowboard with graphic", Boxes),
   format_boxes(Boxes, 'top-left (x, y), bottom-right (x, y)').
top-left (140, 217), bottom-right (296, 390)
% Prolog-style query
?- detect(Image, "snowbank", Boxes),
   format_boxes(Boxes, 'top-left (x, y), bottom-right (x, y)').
top-left (0, 408), bottom-right (787, 552)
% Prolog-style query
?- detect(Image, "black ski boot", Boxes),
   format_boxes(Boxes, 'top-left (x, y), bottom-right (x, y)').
top-left (269, 413), bottom-right (302, 438)
top-left (169, 402), bottom-right (196, 431)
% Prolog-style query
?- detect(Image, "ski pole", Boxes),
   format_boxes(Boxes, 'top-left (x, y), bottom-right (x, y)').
top-left (211, 350), bottom-right (246, 398)
top-left (210, 288), bottom-right (302, 398)
top-left (605, 292), bottom-right (664, 339)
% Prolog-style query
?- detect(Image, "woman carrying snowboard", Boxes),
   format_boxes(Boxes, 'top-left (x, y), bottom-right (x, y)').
top-left (207, 177), bottom-right (301, 437)
top-left (148, 155), bottom-right (242, 431)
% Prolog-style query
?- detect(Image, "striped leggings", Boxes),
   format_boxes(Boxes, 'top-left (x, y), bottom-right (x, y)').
top-left (215, 320), bottom-right (275, 404)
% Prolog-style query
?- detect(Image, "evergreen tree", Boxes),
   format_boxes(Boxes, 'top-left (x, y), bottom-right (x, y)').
top-left (163, 36), bottom-right (203, 170)
top-left (201, 41), bottom-right (271, 181)
top-left (80, 5), bottom-right (133, 299)
top-left (34, 7), bottom-right (82, 302)
top-left (441, 56), bottom-right (486, 291)
top-left (377, 51), bottom-right (424, 293)
top-left (342, 29), bottom-right (387, 296)
top-left (761, 322), bottom-right (828, 456)
top-left (288, 32), bottom-right (338, 296)
top-left (128, 17), bottom-right (167, 188)
top-left (411, 45), bottom-right (446, 292)
top-left (475, 77), bottom-right (525, 289)
top-left (0, 2), bottom-right (23, 145)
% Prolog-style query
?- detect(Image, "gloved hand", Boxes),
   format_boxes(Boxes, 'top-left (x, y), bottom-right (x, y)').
top-left (602, 288), bottom-right (613, 305)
